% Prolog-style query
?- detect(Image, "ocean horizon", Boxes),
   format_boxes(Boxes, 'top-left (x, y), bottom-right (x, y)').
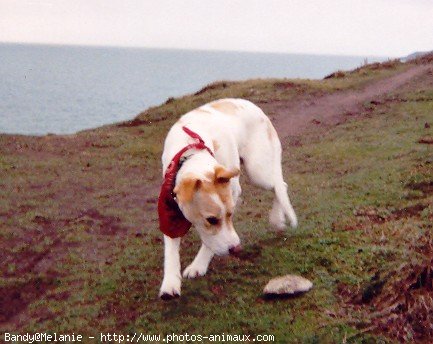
top-left (0, 43), bottom-right (387, 135)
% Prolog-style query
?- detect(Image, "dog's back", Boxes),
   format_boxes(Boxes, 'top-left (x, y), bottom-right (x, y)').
top-left (162, 98), bottom-right (272, 172)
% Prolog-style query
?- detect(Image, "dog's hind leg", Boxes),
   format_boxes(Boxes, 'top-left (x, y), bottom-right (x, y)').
top-left (242, 117), bottom-right (297, 229)
top-left (183, 244), bottom-right (214, 278)
top-left (271, 179), bottom-right (298, 229)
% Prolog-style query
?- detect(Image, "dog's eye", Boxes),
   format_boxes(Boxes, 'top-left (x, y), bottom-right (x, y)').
top-left (206, 217), bottom-right (219, 225)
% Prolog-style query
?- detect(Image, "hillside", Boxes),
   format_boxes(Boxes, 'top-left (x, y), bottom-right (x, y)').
top-left (1, 56), bottom-right (432, 343)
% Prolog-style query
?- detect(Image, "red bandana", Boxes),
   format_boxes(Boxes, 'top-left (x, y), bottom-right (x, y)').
top-left (158, 126), bottom-right (214, 238)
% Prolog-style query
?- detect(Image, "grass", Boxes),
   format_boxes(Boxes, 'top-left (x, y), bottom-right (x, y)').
top-left (0, 59), bottom-right (432, 343)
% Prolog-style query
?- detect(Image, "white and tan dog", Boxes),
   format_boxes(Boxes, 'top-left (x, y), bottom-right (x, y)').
top-left (158, 98), bottom-right (297, 299)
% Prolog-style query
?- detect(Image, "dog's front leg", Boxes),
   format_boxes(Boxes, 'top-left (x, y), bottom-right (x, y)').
top-left (183, 244), bottom-right (214, 278)
top-left (159, 235), bottom-right (181, 299)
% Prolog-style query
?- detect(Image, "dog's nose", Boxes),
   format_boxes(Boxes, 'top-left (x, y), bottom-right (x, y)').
top-left (229, 245), bottom-right (242, 256)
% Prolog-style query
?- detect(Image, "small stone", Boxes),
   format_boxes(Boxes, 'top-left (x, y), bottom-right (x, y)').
top-left (263, 275), bottom-right (313, 295)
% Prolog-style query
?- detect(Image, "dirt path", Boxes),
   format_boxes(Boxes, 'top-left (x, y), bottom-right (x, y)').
top-left (271, 64), bottom-right (433, 139)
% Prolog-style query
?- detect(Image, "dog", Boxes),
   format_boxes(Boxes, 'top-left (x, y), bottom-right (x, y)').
top-left (158, 98), bottom-right (297, 299)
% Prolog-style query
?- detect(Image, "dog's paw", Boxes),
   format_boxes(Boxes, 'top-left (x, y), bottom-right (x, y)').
top-left (159, 275), bottom-right (181, 300)
top-left (269, 207), bottom-right (286, 230)
top-left (183, 263), bottom-right (208, 279)
top-left (270, 218), bottom-right (286, 230)
top-left (289, 216), bottom-right (298, 228)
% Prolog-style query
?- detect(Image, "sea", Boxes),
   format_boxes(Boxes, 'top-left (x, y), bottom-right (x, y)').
top-left (0, 43), bottom-right (386, 135)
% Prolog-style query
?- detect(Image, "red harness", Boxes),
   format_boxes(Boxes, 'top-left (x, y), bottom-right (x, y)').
top-left (158, 126), bottom-right (214, 238)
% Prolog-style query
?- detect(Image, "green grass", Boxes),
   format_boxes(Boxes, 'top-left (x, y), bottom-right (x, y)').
top-left (0, 60), bottom-right (432, 343)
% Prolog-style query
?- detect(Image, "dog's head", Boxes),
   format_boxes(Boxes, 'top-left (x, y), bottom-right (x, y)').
top-left (174, 165), bottom-right (240, 255)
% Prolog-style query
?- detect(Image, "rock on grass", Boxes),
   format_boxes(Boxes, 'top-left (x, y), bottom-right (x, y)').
top-left (263, 275), bottom-right (313, 296)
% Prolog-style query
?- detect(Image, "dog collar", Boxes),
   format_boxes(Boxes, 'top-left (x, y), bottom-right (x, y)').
top-left (158, 126), bottom-right (214, 238)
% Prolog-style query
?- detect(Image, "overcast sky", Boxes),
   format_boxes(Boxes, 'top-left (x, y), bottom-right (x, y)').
top-left (1, 0), bottom-right (432, 57)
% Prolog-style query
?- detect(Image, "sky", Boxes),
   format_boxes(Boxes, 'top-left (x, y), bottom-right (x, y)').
top-left (0, 0), bottom-right (432, 57)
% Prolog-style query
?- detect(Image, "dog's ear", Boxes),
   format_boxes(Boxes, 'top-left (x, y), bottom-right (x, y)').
top-left (214, 166), bottom-right (240, 184)
top-left (174, 176), bottom-right (202, 203)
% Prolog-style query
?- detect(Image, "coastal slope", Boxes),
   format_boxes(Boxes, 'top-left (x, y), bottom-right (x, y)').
top-left (1, 56), bottom-right (432, 342)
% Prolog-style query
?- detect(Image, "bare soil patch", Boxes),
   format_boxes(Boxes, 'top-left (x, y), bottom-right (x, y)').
top-left (0, 277), bottom-right (57, 324)
top-left (392, 204), bottom-right (427, 220)
top-left (407, 181), bottom-right (433, 197)
top-left (418, 136), bottom-right (433, 144)
top-left (339, 256), bottom-right (433, 342)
